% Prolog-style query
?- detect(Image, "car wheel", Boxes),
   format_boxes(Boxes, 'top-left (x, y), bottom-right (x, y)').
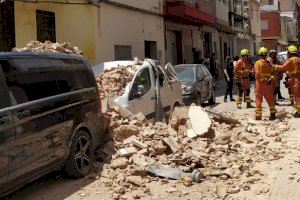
top-left (208, 90), bottom-right (216, 105)
top-left (65, 130), bottom-right (93, 178)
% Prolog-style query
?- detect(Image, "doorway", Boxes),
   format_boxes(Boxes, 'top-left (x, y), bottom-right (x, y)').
top-left (145, 41), bottom-right (157, 60)
top-left (174, 31), bottom-right (183, 64)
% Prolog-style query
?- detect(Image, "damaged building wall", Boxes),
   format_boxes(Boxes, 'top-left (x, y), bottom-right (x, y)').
top-left (14, 1), bottom-right (96, 64)
top-left (93, 2), bottom-right (165, 65)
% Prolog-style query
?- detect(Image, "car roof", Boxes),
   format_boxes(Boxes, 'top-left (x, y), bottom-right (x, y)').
top-left (0, 51), bottom-right (85, 61)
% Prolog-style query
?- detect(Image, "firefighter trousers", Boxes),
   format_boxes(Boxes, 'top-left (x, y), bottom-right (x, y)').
top-left (255, 81), bottom-right (276, 118)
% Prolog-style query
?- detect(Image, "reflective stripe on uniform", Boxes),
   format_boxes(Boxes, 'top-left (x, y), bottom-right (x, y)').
top-left (245, 96), bottom-right (251, 103)
top-left (270, 107), bottom-right (277, 114)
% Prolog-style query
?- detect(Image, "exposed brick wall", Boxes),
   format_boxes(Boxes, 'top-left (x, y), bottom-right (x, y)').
top-left (261, 12), bottom-right (281, 37)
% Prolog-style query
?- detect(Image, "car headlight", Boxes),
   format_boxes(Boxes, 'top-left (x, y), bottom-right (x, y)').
top-left (182, 86), bottom-right (193, 95)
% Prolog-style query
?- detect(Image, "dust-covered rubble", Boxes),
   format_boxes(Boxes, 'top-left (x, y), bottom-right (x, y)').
top-left (98, 102), bottom-right (293, 199)
top-left (12, 40), bottom-right (83, 55)
top-left (97, 57), bottom-right (143, 100)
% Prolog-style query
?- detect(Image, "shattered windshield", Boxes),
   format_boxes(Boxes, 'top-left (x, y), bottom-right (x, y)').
top-left (174, 67), bottom-right (195, 82)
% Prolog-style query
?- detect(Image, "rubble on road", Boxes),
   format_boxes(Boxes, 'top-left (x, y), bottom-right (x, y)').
top-left (12, 40), bottom-right (83, 55)
top-left (93, 51), bottom-right (294, 199)
top-left (97, 57), bottom-right (144, 100)
top-left (97, 100), bottom-right (293, 199)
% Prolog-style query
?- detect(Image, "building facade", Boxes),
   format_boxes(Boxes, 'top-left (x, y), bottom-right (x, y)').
top-left (260, 0), bottom-right (282, 50)
top-left (249, 0), bottom-right (262, 54)
top-left (164, 0), bottom-right (215, 65)
top-left (0, 0), bottom-right (165, 65)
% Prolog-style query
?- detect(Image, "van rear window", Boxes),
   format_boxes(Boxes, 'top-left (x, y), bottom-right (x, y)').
top-left (50, 59), bottom-right (94, 93)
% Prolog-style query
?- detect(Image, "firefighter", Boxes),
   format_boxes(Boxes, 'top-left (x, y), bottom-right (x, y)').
top-left (234, 49), bottom-right (253, 109)
top-left (254, 47), bottom-right (277, 120)
top-left (267, 50), bottom-right (284, 103)
top-left (284, 72), bottom-right (294, 106)
top-left (275, 45), bottom-right (300, 117)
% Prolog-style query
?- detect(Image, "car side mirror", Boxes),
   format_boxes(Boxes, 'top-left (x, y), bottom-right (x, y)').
top-left (137, 85), bottom-right (145, 96)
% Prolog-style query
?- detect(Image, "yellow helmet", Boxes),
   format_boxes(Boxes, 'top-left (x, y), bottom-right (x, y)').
top-left (258, 47), bottom-right (268, 55)
top-left (240, 49), bottom-right (250, 56)
top-left (287, 45), bottom-right (298, 54)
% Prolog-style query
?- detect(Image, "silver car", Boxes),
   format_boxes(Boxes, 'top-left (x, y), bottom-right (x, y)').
top-left (174, 64), bottom-right (216, 105)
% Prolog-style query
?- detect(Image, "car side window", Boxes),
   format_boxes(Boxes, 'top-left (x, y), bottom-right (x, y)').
top-left (196, 67), bottom-right (205, 79)
top-left (50, 58), bottom-right (94, 94)
top-left (1, 59), bottom-right (59, 105)
top-left (130, 68), bottom-right (151, 99)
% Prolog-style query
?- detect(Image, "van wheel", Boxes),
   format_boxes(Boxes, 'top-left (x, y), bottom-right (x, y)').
top-left (65, 130), bottom-right (93, 178)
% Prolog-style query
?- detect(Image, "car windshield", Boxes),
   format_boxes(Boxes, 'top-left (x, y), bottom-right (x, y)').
top-left (174, 67), bottom-right (195, 82)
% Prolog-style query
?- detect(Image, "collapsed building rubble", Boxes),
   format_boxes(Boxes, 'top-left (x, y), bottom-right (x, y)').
top-left (12, 40), bottom-right (83, 55)
top-left (95, 58), bottom-right (294, 200)
top-left (98, 99), bottom-right (293, 199)
top-left (97, 58), bottom-right (143, 100)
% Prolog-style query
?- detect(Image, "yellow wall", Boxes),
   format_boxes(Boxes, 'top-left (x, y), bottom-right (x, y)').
top-left (14, 2), bottom-right (96, 64)
top-left (92, 3), bottom-right (165, 65)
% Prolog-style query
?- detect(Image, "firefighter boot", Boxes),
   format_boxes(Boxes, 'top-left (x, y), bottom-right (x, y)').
top-left (247, 103), bottom-right (254, 108)
top-left (255, 116), bottom-right (262, 120)
top-left (269, 113), bottom-right (276, 120)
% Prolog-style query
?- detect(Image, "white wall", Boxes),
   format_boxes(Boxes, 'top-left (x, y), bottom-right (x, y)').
top-left (93, 3), bottom-right (165, 65)
top-left (216, 0), bottom-right (229, 24)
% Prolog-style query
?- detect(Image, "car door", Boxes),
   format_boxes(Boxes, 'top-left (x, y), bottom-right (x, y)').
top-left (196, 67), bottom-right (208, 101)
top-left (0, 64), bottom-right (16, 194)
top-left (128, 66), bottom-right (156, 120)
top-left (1, 58), bottom-right (65, 185)
top-left (201, 66), bottom-right (214, 96)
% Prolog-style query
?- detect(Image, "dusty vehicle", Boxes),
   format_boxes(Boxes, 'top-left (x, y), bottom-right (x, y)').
top-left (0, 52), bottom-right (105, 197)
top-left (278, 51), bottom-right (288, 63)
top-left (174, 64), bottom-right (215, 105)
top-left (94, 59), bottom-right (183, 122)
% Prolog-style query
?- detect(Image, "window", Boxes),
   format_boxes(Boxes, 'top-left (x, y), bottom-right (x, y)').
top-left (1, 59), bottom-right (59, 104)
top-left (0, 1), bottom-right (15, 52)
top-left (196, 67), bottom-right (205, 79)
top-left (50, 59), bottom-right (94, 94)
top-left (115, 45), bottom-right (132, 60)
top-left (261, 20), bottom-right (269, 30)
top-left (145, 41), bottom-right (157, 60)
top-left (130, 68), bottom-right (151, 99)
top-left (269, 0), bottom-right (274, 5)
top-left (36, 10), bottom-right (56, 42)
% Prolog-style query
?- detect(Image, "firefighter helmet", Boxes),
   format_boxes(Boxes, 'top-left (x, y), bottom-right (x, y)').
top-left (258, 47), bottom-right (268, 55)
top-left (240, 49), bottom-right (250, 56)
top-left (287, 45), bottom-right (298, 54)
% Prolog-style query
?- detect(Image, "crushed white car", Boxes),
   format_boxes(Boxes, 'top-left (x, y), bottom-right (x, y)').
top-left (93, 59), bottom-right (183, 122)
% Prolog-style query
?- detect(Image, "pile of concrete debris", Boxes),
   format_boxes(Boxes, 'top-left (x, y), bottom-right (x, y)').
top-left (97, 58), bottom-right (143, 100)
top-left (12, 40), bottom-right (83, 55)
top-left (98, 102), bottom-right (293, 199)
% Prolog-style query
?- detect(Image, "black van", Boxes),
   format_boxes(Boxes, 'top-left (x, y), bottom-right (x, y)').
top-left (0, 52), bottom-right (105, 196)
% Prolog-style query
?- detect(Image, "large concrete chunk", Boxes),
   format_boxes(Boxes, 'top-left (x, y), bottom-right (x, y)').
top-left (189, 106), bottom-right (212, 137)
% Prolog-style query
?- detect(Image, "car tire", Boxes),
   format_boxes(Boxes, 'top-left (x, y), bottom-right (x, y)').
top-left (208, 90), bottom-right (216, 105)
top-left (65, 130), bottom-right (93, 178)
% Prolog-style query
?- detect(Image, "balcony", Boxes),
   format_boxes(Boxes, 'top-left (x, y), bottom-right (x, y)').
top-left (164, 0), bottom-right (215, 25)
